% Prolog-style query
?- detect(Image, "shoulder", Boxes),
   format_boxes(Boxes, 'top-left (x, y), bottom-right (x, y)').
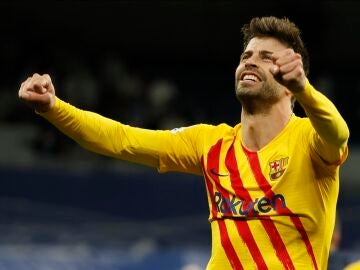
top-left (170, 123), bottom-right (235, 135)
top-left (291, 115), bottom-right (311, 126)
top-left (289, 115), bottom-right (313, 135)
top-left (168, 123), bottom-right (237, 147)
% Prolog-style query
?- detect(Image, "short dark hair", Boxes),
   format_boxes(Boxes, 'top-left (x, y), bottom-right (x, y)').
top-left (241, 16), bottom-right (309, 76)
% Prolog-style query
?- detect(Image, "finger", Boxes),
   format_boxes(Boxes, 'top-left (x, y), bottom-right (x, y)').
top-left (18, 87), bottom-right (29, 99)
top-left (270, 64), bottom-right (280, 75)
top-left (24, 91), bottom-right (51, 105)
top-left (40, 74), bottom-right (52, 88)
top-left (41, 74), bottom-right (55, 94)
top-left (32, 73), bottom-right (41, 79)
top-left (271, 50), bottom-right (293, 75)
top-left (32, 82), bottom-right (46, 94)
top-left (18, 77), bottom-right (32, 98)
top-left (275, 52), bottom-right (301, 67)
top-left (19, 82), bottom-right (25, 96)
top-left (28, 75), bottom-right (46, 94)
top-left (22, 77), bottom-right (32, 90)
top-left (278, 59), bottom-right (303, 75)
top-left (271, 49), bottom-right (293, 62)
top-left (281, 66), bottom-right (304, 82)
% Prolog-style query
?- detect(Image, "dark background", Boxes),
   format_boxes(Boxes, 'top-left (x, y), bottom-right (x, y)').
top-left (0, 1), bottom-right (359, 269)
top-left (3, 1), bottom-right (360, 131)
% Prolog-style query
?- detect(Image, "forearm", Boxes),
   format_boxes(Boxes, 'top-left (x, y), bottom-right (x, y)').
top-left (38, 98), bottom-right (160, 168)
top-left (295, 79), bottom-right (349, 163)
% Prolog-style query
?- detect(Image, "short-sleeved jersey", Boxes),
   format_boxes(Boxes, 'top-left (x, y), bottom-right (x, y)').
top-left (41, 81), bottom-right (348, 270)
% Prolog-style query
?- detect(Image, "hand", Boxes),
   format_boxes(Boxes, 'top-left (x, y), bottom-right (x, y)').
top-left (270, 49), bottom-right (306, 93)
top-left (18, 73), bottom-right (56, 113)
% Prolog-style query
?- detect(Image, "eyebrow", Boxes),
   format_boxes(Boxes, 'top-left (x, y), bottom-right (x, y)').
top-left (241, 50), bottom-right (274, 59)
top-left (259, 50), bottom-right (273, 57)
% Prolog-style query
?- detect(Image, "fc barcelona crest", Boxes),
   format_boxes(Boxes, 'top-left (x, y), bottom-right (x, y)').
top-left (269, 157), bottom-right (289, 180)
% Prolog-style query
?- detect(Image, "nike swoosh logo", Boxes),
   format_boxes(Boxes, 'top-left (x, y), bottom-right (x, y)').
top-left (209, 168), bottom-right (229, 177)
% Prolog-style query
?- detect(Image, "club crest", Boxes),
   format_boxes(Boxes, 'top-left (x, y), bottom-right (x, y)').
top-left (269, 157), bottom-right (289, 180)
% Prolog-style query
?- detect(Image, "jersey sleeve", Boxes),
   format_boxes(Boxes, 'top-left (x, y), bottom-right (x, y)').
top-left (295, 79), bottom-right (349, 166)
top-left (39, 98), bottom-right (207, 175)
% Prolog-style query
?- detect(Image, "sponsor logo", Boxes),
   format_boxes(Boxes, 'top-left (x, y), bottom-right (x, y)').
top-left (269, 157), bottom-right (289, 180)
top-left (213, 192), bottom-right (287, 216)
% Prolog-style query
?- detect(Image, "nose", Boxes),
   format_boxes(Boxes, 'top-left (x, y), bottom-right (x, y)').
top-left (244, 57), bottom-right (258, 69)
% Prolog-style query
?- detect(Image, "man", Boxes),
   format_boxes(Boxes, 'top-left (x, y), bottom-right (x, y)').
top-left (19, 16), bottom-right (349, 269)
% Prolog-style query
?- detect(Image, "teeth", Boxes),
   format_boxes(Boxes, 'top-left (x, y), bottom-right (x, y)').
top-left (243, 74), bottom-right (259, 82)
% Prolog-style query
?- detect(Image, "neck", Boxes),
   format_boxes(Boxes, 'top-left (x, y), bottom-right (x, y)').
top-left (240, 102), bottom-right (292, 151)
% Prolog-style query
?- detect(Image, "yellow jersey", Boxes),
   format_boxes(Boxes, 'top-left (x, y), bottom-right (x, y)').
top-left (40, 80), bottom-right (349, 269)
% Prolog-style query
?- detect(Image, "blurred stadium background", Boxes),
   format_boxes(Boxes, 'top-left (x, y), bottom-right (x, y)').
top-left (0, 1), bottom-right (360, 269)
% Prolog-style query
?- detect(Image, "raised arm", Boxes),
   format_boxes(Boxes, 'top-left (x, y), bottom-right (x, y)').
top-left (293, 80), bottom-right (349, 165)
top-left (18, 73), bottom-right (203, 174)
top-left (271, 49), bottom-right (349, 165)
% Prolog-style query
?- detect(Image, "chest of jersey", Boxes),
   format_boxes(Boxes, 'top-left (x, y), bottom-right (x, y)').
top-left (201, 133), bottom-right (318, 220)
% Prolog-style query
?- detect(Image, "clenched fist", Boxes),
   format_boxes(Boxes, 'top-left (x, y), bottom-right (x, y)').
top-left (270, 48), bottom-right (306, 94)
top-left (18, 73), bottom-right (56, 113)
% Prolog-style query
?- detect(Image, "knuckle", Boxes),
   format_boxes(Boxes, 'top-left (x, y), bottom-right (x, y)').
top-left (295, 66), bottom-right (303, 74)
top-left (24, 82), bottom-right (31, 90)
top-left (18, 90), bottom-right (26, 99)
top-left (285, 48), bottom-right (294, 55)
top-left (282, 74), bottom-right (290, 81)
top-left (43, 75), bottom-right (51, 84)
top-left (32, 81), bottom-right (41, 88)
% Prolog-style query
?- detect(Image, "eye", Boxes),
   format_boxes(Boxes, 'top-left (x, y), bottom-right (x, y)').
top-left (240, 53), bottom-right (249, 62)
top-left (262, 54), bottom-right (273, 62)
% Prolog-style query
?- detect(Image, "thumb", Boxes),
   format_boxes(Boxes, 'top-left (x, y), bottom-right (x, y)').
top-left (34, 93), bottom-right (55, 113)
top-left (40, 74), bottom-right (55, 93)
top-left (26, 91), bottom-right (52, 105)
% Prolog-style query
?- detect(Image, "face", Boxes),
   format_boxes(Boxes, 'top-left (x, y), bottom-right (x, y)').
top-left (235, 37), bottom-right (288, 106)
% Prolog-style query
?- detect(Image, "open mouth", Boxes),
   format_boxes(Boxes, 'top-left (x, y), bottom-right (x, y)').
top-left (240, 72), bottom-right (262, 83)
